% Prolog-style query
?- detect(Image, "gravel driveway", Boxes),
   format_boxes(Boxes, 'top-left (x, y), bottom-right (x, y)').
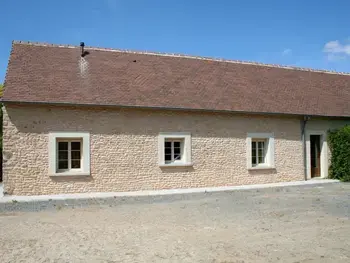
top-left (0, 183), bottom-right (349, 263)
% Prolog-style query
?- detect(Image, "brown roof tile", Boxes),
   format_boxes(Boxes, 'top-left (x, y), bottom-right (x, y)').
top-left (3, 41), bottom-right (350, 117)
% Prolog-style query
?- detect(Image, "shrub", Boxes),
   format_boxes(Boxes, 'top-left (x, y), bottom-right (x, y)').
top-left (0, 83), bottom-right (2, 182)
top-left (328, 125), bottom-right (350, 181)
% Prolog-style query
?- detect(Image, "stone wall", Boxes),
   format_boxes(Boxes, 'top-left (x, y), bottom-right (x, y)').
top-left (3, 104), bottom-right (304, 195)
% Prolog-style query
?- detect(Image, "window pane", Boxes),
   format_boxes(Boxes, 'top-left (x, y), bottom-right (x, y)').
top-left (71, 150), bottom-right (81, 160)
top-left (258, 156), bottom-right (264, 164)
top-left (174, 141), bottom-right (181, 148)
top-left (251, 141), bottom-right (257, 165)
top-left (258, 141), bottom-right (264, 149)
top-left (174, 147), bottom-right (181, 155)
top-left (251, 142), bottom-right (256, 156)
top-left (164, 141), bottom-right (171, 148)
top-left (258, 147), bottom-right (265, 164)
top-left (252, 141), bottom-right (256, 150)
top-left (251, 147), bottom-right (256, 164)
top-left (165, 147), bottom-right (171, 154)
top-left (71, 160), bottom-right (81, 169)
top-left (58, 151), bottom-right (68, 160)
top-left (58, 160), bottom-right (68, 169)
top-left (174, 154), bottom-right (181, 160)
top-left (252, 155), bottom-right (257, 165)
top-left (58, 141), bottom-right (68, 151)
top-left (165, 154), bottom-right (172, 161)
top-left (71, 142), bottom-right (81, 150)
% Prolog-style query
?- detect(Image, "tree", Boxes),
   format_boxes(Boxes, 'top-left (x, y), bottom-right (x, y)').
top-left (0, 83), bottom-right (2, 182)
top-left (328, 125), bottom-right (350, 181)
top-left (0, 83), bottom-right (2, 148)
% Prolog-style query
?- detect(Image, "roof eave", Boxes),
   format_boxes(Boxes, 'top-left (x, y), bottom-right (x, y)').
top-left (2, 99), bottom-right (350, 119)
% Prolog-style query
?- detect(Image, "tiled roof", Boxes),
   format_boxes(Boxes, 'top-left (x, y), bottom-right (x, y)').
top-left (3, 41), bottom-right (350, 117)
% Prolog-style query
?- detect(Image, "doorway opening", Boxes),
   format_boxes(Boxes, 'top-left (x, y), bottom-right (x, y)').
top-left (310, 135), bottom-right (321, 178)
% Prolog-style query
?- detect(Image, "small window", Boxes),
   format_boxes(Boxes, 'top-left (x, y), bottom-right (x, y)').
top-left (49, 132), bottom-right (90, 176)
top-left (57, 140), bottom-right (82, 171)
top-left (158, 132), bottom-right (192, 167)
top-left (251, 139), bottom-right (266, 166)
top-left (164, 140), bottom-right (183, 164)
top-left (247, 133), bottom-right (275, 170)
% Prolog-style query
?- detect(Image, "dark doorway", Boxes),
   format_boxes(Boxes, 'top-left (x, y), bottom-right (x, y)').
top-left (310, 135), bottom-right (321, 178)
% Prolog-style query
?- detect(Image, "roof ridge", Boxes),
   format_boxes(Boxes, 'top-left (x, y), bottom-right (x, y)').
top-left (12, 40), bottom-right (350, 76)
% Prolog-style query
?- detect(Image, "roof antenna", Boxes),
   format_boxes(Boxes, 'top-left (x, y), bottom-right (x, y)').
top-left (80, 42), bottom-right (85, 57)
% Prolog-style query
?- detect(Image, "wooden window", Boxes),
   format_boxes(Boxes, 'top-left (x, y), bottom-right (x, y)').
top-left (49, 132), bottom-right (90, 176)
top-left (251, 139), bottom-right (266, 166)
top-left (164, 140), bottom-right (182, 164)
top-left (247, 133), bottom-right (274, 170)
top-left (57, 140), bottom-right (82, 171)
top-left (158, 132), bottom-right (192, 167)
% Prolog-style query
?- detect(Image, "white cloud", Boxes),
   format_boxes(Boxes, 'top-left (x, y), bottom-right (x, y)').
top-left (326, 53), bottom-right (347, 62)
top-left (282, 48), bottom-right (292, 56)
top-left (323, 40), bottom-right (350, 60)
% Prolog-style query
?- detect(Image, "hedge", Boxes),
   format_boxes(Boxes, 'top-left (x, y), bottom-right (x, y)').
top-left (328, 125), bottom-right (350, 181)
top-left (0, 84), bottom-right (2, 182)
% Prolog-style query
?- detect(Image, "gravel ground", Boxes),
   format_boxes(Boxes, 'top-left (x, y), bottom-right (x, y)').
top-left (0, 183), bottom-right (349, 263)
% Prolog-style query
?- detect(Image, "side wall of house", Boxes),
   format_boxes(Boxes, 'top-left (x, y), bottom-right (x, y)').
top-left (3, 105), bottom-right (305, 195)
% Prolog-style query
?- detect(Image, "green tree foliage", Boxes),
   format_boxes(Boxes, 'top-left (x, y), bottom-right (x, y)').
top-left (328, 125), bottom-right (350, 181)
top-left (0, 83), bottom-right (2, 150)
top-left (0, 83), bottom-right (2, 181)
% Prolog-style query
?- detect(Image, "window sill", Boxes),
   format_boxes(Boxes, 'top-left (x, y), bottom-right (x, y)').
top-left (248, 165), bottom-right (275, 171)
top-left (159, 163), bottom-right (193, 168)
top-left (49, 171), bottom-right (91, 177)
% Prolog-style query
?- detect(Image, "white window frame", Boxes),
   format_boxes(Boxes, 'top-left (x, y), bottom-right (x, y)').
top-left (251, 139), bottom-right (267, 166)
top-left (158, 132), bottom-right (192, 167)
top-left (246, 133), bottom-right (275, 170)
top-left (56, 139), bottom-right (82, 173)
top-left (164, 139), bottom-right (183, 164)
top-left (49, 132), bottom-right (90, 176)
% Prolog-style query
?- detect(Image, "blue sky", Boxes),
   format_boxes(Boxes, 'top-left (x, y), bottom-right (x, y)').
top-left (1, 0), bottom-right (350, 83)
